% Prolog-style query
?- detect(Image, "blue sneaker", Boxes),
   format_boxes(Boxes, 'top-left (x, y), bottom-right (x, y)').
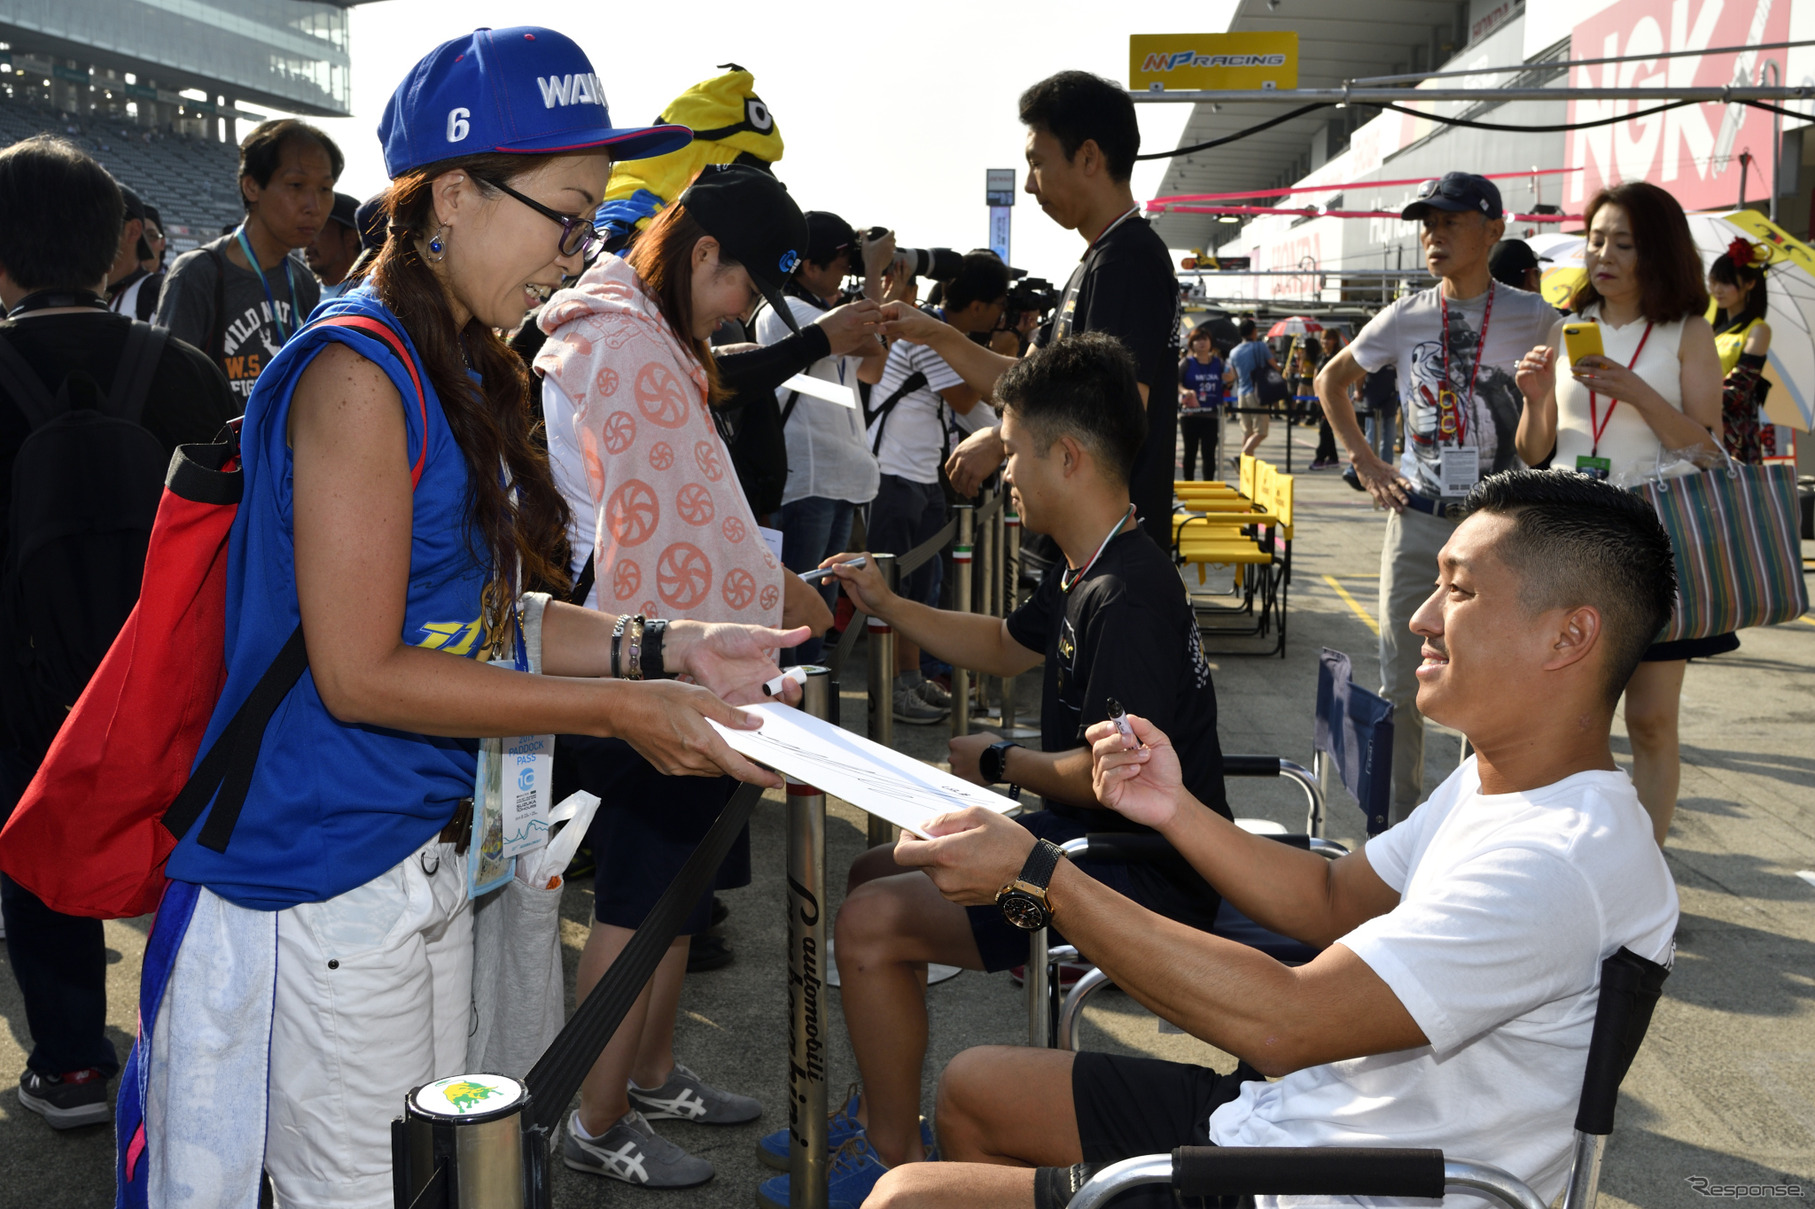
top-left (756, 1085), bottom-right (935, 1171)
top-left (757, 1134), bottom-right (896, 1209)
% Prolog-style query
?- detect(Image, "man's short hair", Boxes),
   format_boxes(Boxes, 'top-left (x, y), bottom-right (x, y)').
top-left (943, 252), bottom-right (1011, 312)
top-left (239, 119), bottom-right (344, 211)
top-left (1018, 71), bottom-right (1139, 183)
top-left (1238, 318), bottom-right (1256, 340)
top-left (1462, 470), bottom-right (1677, 705)
top-left (0, 136), bottom-right (122, 292)
top-left (996, 332), bottom-right (1147, 486)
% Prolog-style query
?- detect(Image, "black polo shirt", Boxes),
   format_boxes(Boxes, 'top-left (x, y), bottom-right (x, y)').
top-left (1005, 528), bottom-right (1227, 829)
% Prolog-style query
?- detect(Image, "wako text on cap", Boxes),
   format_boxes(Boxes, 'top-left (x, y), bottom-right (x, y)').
top-left (678, 163), bottom-right (809, 334)
top-left (379, 27), bottom-right (693, 179)
top-left (1401, 172), bottom-right (1503, 221)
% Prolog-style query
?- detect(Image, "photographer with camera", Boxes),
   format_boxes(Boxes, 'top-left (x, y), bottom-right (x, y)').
top-left (754, 211), bottom-right (898, 660)
top-left (868, 250), bottom-right (1012, 723)
top-left (880, 71), bottom-right (1182, 551)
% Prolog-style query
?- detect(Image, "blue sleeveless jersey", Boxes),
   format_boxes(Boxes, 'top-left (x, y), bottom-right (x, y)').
top-left (165, 288), bottom-right (490, 910)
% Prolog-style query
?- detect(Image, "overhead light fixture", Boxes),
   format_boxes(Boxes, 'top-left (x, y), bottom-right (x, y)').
top-left (1218, 214), bottom-right (1240, 224)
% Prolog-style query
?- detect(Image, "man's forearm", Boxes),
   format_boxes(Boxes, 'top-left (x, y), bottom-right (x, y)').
top-left (1157, 798), bottom-right (1352, 947)
top-left (1317, 376), bottom-right (1371, 459)
top-left (1001, 744), bottom-right (1095, 809)
top-left (1043, 862), bottom-right (1330, 1074)
top-left (918, 326), bottom-right (1018, 398)
top-left (882, 596), bottom-right (1035, 679)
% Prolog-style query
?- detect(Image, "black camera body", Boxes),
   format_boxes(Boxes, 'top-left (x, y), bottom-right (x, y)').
top-left (1006, 275), bottom-right (1060, 320)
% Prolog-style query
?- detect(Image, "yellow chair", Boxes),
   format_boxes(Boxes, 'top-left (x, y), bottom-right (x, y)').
top-left (1176, 461), bottom-right (1294, 657)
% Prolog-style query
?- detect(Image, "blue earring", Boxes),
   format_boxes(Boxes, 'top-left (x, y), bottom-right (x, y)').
top-left (426, 224), bottom-right (448, 263)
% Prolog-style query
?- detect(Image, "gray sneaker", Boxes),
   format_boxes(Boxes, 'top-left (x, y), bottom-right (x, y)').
top-left (893, 682), bottom-right (948, 725)
top-left (628, 1061), bottom-right (761, 1124)
top-left (915, 677), bottom-right (952, 710)
top-left (562, 1109), bottom-right (714, 1187)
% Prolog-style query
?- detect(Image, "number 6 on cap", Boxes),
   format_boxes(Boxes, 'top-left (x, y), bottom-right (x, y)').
top-left (447, 107), bottom-right (471, 143)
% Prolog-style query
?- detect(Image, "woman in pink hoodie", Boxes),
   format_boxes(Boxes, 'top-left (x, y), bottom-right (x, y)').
top-left (535, 165), bottom-right (832, 1189)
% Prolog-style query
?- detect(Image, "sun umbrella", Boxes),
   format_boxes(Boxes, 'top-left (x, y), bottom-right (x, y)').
top-left (1266, 316), bottom-right (1323, 339)
top-left (1687, 210), bottom-right (1815, 430)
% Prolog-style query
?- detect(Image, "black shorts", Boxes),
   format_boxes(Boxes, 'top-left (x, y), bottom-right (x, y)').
top-left (867, 473), bottom-right (948, 608)
top-left (552, 735), bottom-right (746, 933)
top-left (1062, 1052), bottom-right (1263, 1209)
top-left (964, 809), bottom-right (1223, 973)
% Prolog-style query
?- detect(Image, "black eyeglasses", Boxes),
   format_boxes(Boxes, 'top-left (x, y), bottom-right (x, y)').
top-left (490, 179), bottom-right (602, 261)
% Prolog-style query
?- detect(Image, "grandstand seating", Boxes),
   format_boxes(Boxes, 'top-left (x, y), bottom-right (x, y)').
top-left (0, 99), bottom-right (244, 248)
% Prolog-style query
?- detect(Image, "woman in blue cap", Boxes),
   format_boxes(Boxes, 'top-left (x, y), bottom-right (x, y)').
top-left (117, 29), bottom-right (805, 1209)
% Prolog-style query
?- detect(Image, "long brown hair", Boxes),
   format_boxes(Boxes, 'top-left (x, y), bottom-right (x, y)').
top-left (626, 201), bottom-right (726, 402)
top-left (1569, 181), bottom-right (1709, 325)
top-left (370, 153), bottom-right (572, 627)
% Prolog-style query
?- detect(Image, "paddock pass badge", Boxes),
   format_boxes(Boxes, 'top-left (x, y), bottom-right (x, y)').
top-left (412, 1073), bottom-right (526, 1119)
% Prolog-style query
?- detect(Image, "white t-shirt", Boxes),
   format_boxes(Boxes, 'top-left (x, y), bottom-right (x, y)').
top-left (1208, 759), bottom-right (1678, 1209)
top-left (869, 336), bottom-right (966, 484)
top-left (1349, 284), bottom-right (1557, 498)
top-left (755, 297), bottom-right (879, 507)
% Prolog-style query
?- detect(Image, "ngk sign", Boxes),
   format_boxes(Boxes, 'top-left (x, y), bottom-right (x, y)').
top-left (1565, 0), bottom-right (1789, 212)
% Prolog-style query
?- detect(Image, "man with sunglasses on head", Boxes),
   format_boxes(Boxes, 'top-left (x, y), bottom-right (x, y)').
top-left (1314, 172), bottom-right (1555, 824)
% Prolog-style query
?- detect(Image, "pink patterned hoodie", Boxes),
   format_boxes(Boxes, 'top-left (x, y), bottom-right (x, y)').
top-left (536, 254), bottom-right (782, 625)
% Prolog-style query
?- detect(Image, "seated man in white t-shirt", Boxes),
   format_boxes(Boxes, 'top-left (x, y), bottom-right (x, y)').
top-left (866, 470), bottom-right (1680, 1209)
top-left (868, 251), bottom-right (1011, 723)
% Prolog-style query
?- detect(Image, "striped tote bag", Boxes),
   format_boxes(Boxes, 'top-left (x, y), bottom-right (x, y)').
top-left (1635, 459), bottom-right (1808, 642)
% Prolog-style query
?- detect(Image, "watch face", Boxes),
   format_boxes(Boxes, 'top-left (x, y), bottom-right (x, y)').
top-left (998, 889), bottom-right (1050, 931)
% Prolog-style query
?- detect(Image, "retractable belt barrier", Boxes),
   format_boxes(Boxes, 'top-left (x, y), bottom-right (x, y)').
top-left (393, 777), bottom-right (769, 1209)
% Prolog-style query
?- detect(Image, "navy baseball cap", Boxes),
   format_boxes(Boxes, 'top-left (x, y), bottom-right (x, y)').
top-left (379, 27), bottom-right (693, 179)
top-left (679, 164), bottom-right (809, 334)
top-left (1402, 172), bottom-right (1503, 221)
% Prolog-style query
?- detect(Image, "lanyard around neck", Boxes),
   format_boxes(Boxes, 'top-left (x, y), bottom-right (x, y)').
top-left (1437, 283), bottom-right (1494, 447)
top-left (235, 226), bottom-right (299, 347)
top-left (1587, 321), bottom-right (1654, 457)
top-left (1061, 504), bottom-right (1137, 594)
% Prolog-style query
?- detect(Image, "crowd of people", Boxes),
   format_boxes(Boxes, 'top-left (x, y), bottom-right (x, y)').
top-left (0, 17), bottom-right (1791, 1209)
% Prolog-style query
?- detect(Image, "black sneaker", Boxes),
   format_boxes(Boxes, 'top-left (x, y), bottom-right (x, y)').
top-left (18, 1068), bottom-right (111, 1129)
top-left (687, 933), bottom-right (734, 972)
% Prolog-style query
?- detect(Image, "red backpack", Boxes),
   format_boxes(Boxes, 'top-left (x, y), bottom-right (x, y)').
top-left (0, 314), bottom-right (428, 918)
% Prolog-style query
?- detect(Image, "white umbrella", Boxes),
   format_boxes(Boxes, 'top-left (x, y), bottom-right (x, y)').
top-left (1526, 232), bottom-right (1586, 310)
top-left (1687, 211), bottom-right (1815, 431)
top-left (1266, 316), bottom-right (1323, 339)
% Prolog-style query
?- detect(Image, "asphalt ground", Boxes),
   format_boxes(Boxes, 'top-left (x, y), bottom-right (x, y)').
top-left (3, 414), bottom-right (1812, 1208)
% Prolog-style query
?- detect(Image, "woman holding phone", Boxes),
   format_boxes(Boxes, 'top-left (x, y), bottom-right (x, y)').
top-left (1512, 180), bottom-right (1725, 847)
top-left (126, 31), bottom-right (804, 1208)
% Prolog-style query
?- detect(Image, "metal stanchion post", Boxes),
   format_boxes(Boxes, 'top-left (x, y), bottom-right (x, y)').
top-left (1026, 923), bottom-right (1050, 1047)
top-left (989, 490), bottom-right (1006, 718)
top-left (975, 492), bottom-right (996, 719)
top-left (787, 667), bottom-right (831, 1209)
top-left (1002, 511), bottom-right (1021, 736)
top-left (864, 554), bottom-right (898, 848)
top-left (950, 505), bottom-right (974, 740)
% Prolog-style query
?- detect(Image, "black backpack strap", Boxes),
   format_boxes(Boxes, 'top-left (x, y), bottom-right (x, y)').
top-left (867, 369), bottom-right (929, 456)
top-left (205, 246), bottom-right (229, 366)
top-left (0, 332), bottom-right (62, 429)
top-left (104, 321), bottom-right (169, 424)
top-left (162, 623), bottom-right (309, 852)
top-left (779, 390), bottom-right (802, 428)
top-left (568, 552), bottom-right (596, 607)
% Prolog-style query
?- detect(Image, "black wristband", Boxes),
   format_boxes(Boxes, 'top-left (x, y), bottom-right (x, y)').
top-left (1017, 838), bottom-right (1064, 891)
top-left (641, 618), bottom-right (673, 680)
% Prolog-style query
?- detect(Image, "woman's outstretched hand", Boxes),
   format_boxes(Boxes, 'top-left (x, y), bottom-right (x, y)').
top-left (666, 620), bottom-right (811, 705)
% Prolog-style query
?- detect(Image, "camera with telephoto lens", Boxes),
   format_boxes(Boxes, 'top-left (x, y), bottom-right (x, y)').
top-left (860, 226), bottom-right (962, 282)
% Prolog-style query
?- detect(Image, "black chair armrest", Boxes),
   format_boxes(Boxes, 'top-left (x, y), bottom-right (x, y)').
top-left (1170, 1146), bottom-right (1447, 1199)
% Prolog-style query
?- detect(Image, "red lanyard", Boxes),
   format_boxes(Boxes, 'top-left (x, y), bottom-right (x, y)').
top-left (1587, 321), bottom-right (1653, 456)
top-left (1437, 284), bottom-right (1495, 447)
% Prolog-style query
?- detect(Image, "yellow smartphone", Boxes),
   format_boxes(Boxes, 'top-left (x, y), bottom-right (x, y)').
top-left (1561, 321), bottom-right (1605, 364)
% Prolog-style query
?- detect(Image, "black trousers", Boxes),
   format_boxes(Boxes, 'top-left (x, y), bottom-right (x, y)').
top-left (1180, 412), bottom-right (1219, 480)
top-left (0, 746), bottom-right (117, 1078)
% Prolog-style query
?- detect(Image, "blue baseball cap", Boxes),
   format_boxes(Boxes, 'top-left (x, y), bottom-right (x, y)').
top-left (379, 27), bottom-right (693, 179)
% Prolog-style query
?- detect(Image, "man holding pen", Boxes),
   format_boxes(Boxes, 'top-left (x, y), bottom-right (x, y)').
top-left (750, 335), bottom-right (1226, 1209)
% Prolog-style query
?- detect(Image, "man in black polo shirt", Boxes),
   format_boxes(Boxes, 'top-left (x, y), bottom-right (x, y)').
top-left (750, 335), bottom-right (1225, 1209)
top-left (880, 71), bottom-right (1181, 550)
top-left (0, 136), bottom-right (238, 1131)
